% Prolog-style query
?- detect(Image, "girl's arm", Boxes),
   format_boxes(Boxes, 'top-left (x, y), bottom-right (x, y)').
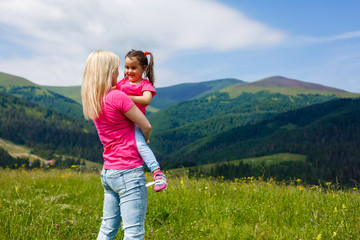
top-left (124, 104), bottom-right (151, 143)
top-left (129, 91), bottom-right (153, 105)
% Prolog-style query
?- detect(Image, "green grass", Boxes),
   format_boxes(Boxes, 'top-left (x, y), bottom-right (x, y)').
top-left (239, 153), bottom-right (306, 165)
top-left (195, 153), bottom-right (306, 173)
top-left (0, 72), bottom-right (37, 89)
top-left (43, 86), bottom-right (82, 104)
top-left (1, 169), bottom-right (359, 239)
top-left (169, 153), bottom-right (306, 177)
top-left (0, 138), bottom-right (47, 162)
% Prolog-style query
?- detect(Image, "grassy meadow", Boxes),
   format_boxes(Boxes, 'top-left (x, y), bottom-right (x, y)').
top-left (0, 168), bottom-right (359, 239)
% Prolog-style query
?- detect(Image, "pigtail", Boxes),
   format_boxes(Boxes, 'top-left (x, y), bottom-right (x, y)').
top-left (145, 52), bottom-right (155, 86)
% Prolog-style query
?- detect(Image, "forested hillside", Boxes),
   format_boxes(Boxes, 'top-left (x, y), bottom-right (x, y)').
top-left (180, 98), bottom-right (360, 184)
top-left (44, 85), bottom-right (82, 104)
top-left (149, 91), bottom-right (344, 158)
top-left (0, 92), bottom-right (102, 162)
top-left (0, 72), bottom-right (84, 119)
top-left (1, 71), bottom-right (359, 184)
top-left (0, 146), bottom-right (30, 169)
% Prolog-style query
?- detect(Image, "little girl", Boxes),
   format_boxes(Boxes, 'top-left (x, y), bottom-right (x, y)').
top-left (117, 49), bottom-right (167, 192)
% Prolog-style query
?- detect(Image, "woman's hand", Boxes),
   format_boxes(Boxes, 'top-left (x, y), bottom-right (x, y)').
top-left (124, 105), bottom-right (151, 142)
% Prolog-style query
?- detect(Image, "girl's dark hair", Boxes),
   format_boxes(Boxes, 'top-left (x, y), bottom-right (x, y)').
top-left (125, 49), bottom-right (155, 86)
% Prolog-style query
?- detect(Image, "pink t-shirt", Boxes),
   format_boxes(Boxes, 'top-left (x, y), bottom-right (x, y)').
top-left (116, 78), bottom-right (156, 114)
top-left (93, 90), bottom-right (144, 169)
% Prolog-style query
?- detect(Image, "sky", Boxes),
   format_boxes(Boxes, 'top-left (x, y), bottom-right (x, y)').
top-left (0, 0), bottom-right (360, 93)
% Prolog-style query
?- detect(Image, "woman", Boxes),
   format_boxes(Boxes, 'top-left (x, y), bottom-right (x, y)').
top-left (81, 50), bottom-right (151, 240)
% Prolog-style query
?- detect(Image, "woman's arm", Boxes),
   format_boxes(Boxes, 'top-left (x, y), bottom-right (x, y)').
top-left (124, 104), bottom-right (152, 143)
top-left (129, 91), bottom-right (153, 105)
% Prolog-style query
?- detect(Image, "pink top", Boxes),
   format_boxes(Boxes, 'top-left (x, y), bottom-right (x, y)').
top-left (93, 90), bottom-right (144, 169)
top-left (116, 78), bottom-right (156, 114)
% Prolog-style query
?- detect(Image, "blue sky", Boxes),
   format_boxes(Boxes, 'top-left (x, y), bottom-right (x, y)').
top-left (0, 0), bottom-right (359, 92)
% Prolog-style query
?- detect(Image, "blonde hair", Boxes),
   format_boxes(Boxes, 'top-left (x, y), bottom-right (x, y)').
top-left (81, 50), bottom-right (120, 120)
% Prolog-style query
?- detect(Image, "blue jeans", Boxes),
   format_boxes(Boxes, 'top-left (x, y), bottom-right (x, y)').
top-left (135, 125), bottom-right (160, 172)
top-left (97, 166), bottom-right (147, 240)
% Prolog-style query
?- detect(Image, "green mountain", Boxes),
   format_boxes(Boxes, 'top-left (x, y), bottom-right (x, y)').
top-left (221, 76), bottom-right (358, 98)
top-left (0, 72), bottom-right (84, 119)
top-left (149, 76), bottom-right (358, 132)
top-left (147, 77), bottom-right (359, 159)
top-left (44, 85), bottom-right (82, 104)
top-left (177, 97), bottom-right (360, 184)
top-left (0, 92), bottom-right (102, 162)
top-left (42, 77), bottom-right (244, 112)
top-left (150, 78), bottom-right (244, 110)
top-left (1, 71), bottom-right (359, 184)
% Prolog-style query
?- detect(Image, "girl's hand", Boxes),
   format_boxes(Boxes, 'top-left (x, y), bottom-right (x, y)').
top-left (129, 91), bottom-right (153, 105)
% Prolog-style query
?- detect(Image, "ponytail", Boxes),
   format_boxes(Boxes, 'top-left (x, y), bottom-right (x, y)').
top-left (144, 51), bottom-right (155, 86)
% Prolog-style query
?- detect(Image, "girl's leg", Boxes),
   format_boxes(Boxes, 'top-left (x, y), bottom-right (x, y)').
top-left (134, 124), bottom-right (160, 172)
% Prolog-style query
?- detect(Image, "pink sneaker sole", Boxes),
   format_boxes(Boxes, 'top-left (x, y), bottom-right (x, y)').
top-left (154, 182), bottom-right (167, 192)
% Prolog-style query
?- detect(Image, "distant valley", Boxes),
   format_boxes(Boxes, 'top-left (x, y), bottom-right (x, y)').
top-left (1, 71), bottom-right (359, 184)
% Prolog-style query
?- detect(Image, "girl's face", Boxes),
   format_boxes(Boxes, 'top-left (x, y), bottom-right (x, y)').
top-left (125, 57), bottom-right (146, 83)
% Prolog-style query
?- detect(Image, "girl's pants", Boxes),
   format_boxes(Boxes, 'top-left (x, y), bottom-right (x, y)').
top-left (97, 166), bottom-right (147, 240)
top-left (134, 124), bottom-right (160, 172)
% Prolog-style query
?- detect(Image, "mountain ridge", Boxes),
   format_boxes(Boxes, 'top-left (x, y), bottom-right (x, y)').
top-left (236, 76), bottom-right (348, 93)
top-left (2, 72), bottom-right (358, 112)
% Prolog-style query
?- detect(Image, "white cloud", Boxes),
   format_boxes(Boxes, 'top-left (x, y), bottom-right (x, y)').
top-left (0, 0), bottom-right (286, 86)
top-left (294, 31), bottom-right (360, 45)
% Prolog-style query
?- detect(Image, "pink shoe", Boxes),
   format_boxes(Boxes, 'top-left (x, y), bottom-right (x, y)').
top-left (153, 171), bottom-right (168, 192)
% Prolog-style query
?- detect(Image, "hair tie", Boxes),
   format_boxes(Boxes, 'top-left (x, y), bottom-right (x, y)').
top-left (144, 51), bottom-right (149, 56)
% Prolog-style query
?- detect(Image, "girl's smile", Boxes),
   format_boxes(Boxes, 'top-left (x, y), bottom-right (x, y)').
top-left (125, 57), bottom-right (146, 84)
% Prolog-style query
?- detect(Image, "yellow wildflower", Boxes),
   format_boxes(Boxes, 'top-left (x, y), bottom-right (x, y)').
top-left (340, 220), bottom-right (344, 227)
